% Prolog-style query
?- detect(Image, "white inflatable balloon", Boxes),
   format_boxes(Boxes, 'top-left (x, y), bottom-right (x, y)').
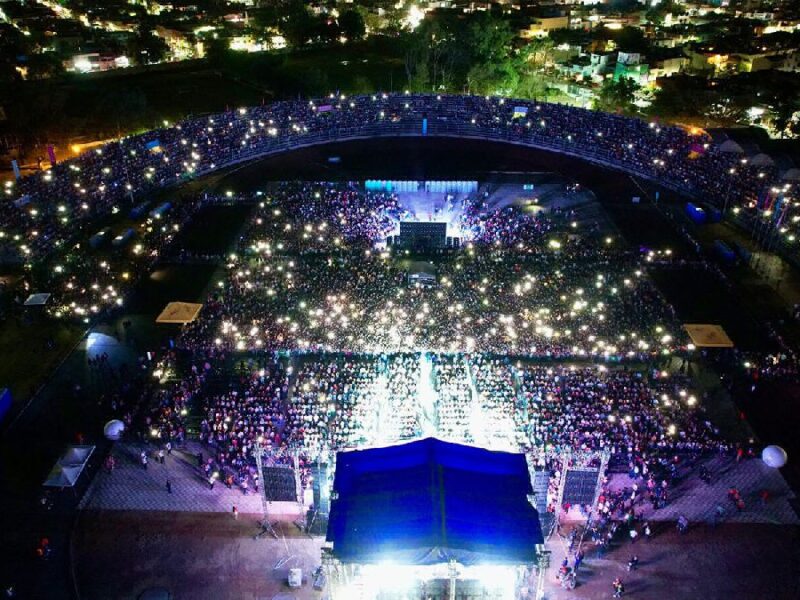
top-left (762, 445), bottom-right (787, 468)
top-left (103, 419), bottom-right (126, 441)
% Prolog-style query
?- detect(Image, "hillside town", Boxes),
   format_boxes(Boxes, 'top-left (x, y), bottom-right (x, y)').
top-left (2, 1), bottom-right (800, 150)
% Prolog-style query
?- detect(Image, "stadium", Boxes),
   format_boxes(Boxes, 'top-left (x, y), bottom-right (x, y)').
top-left (1, 94), bottom-right (799, 599)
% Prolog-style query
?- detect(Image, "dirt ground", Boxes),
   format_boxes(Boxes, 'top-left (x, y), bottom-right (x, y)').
top-left (74, 511), bottom-right (325, 600)
top-left (545, 522), bottom-right (800, 600)
top-left (73, 511), bottom-right (800, 600)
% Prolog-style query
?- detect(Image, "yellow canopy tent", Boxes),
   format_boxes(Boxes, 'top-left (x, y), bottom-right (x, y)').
top-left (683, 324), bottom-right (734, 348)
top-left (156, 302), bottom-right (203, 324)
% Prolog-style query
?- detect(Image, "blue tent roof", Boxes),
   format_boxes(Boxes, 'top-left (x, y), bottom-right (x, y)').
top-left (326, 438), bottom-right (543, 565)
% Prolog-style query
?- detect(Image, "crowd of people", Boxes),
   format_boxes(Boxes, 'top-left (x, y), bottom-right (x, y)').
top-left (113, 178), bottom-right (734, 504)
top-left (288, 357), bottom-right (378, 452)
top-left (3, 93), bottom-right (796, 269)
top-left (519, 365), bottom-right (724, 470)
top-left (141, 347), bottom-right (727, 509)
top-left (469, 355), bottom-right (521, 447)
top-left (10, 192), bottom-right (231, 323)
top-left (161, 353), bottom-right (425, 494)
top-left (384, 354), bottom-right (423, 439)
top-left (197, 357), bottom-right (291, 491)
top-left (432, 355), bottom-right (474, 442)
top-left (177, 183), bottom-right (685, 360)
top-left (6, 93), bottom-right (794, 599)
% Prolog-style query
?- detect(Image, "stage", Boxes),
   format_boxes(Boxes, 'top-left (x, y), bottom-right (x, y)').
top-left (322, 438), bottom-right (545, 599)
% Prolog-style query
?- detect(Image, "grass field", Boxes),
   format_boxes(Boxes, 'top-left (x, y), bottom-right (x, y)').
top-left (0, 317), bottom-right (83, 414)
top-left (173, 203), bottom-right (254, 255)
top-left (1, 38), bottom-right (407, 165)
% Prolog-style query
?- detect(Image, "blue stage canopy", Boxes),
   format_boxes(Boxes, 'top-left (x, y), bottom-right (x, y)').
top-left (326, 438), bottom-right (543, 565)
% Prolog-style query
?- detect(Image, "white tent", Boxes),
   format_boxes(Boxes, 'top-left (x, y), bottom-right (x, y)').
top-left (42, 445), bottom-right (95, 488)
top-left (24, 293), bottom-right (51, 306)
top-left (59, 445), bottom-right (94, 466)
top-left (719, 139), bottom-right (744, 154)
top-left (43, 465), bottom-right (84, 488)
top-left (750, 153), bottom-right (775, 167)
top-left (782, 168), bottom-right (800, 181)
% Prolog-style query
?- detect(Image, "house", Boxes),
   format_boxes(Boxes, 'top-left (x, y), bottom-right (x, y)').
top-left (648, 50), bottom-right (688, 79)
top-left (736, 50), bottom-right (799, 73)
top-left (613, 52), bottom-right (650, 84)
top-left (520, 15), bottom-right (570, 38)
top-left (68, 53), bottom-right (129, 73)
top-left (564, 52), bottom-right (615, 83)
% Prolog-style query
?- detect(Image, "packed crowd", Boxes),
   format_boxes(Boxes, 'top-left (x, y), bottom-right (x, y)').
top-left (384, 354), bottom-right (422, 440)
top-left (12, 193), bottom-right (230, 323)
top-left (288, 357), bottom-right (380, 452)
top-left (469, 355), bottom-right (521, 447)
top-left (144, 349), bottom-right (724, 505)
top-left (179, 183), bottom-right (685, 360)
top-left (198, 357), bottom-right (291, 490)
top-left (3, 94), bottom-right (795, 267)
top-left (155, 353), bottom-right (426, 493)
top-left (432, 355), bottom-right (474, 442)
top-left (519, 365), bottom-right (724, 470)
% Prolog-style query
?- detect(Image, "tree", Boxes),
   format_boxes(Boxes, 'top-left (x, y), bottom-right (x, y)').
top-left (594, 78), bottom-right (640, 114)
top-left (24, 53), bottom-right (64, 80)
top-left (314, 15), bottom-right (340, 45)
top-left (549, 28), bottom-right (587, 47)
top-left (407, 57), bottom-right (430, 92)
top-left (467, 60), bottom-right (518, 96)
top-left (350, 75), bottom-right (374, 94)
top-left (702, 96), bottom-right (747, 125)
top-left (403, 15), bottom-right (468, 92)
top-left (280, 1), bottom-right (316, 47)
top-left (402, 10), bottom-right (517, 93)
top-left (205, 37), bottom-right (231, 67)
top-left (130, 29), bottom-right (169, 65)
top-left (463, 13), bottom-right (516, 94)
top-left (610, 26), bottom-right (650, 54)
top-left (520, 38), bottom-right (554, 71)
top-left (762, 73), bottom-right (800, 137)
top-left (608, 0), bottom-right (640, 11)
top-left (466, 12), bottom-right (514, 65)
top-left (515, 71), bottom-right (548, 100)
top-left (645, 1), bottom-right (683, 26)
top-left (250, 6), bottom-right (281, 30)
top-left (338, 9), bottom-right (366, 42)
top-left (772, 101), bottom-right (800, 138)
top-left (649, 77), bottom-right (703, 119)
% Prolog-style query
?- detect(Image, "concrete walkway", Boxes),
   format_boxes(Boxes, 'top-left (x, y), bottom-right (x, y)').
top-left (606, 456), bottom-right (798, 525)
top-left (80, 441), bottom-right (279, 514)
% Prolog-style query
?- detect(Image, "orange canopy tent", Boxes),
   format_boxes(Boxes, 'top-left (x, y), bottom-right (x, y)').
top-left (683, 324), bottom-right (734, 348)
top-left (155, 302), bottom-right (203, 324)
